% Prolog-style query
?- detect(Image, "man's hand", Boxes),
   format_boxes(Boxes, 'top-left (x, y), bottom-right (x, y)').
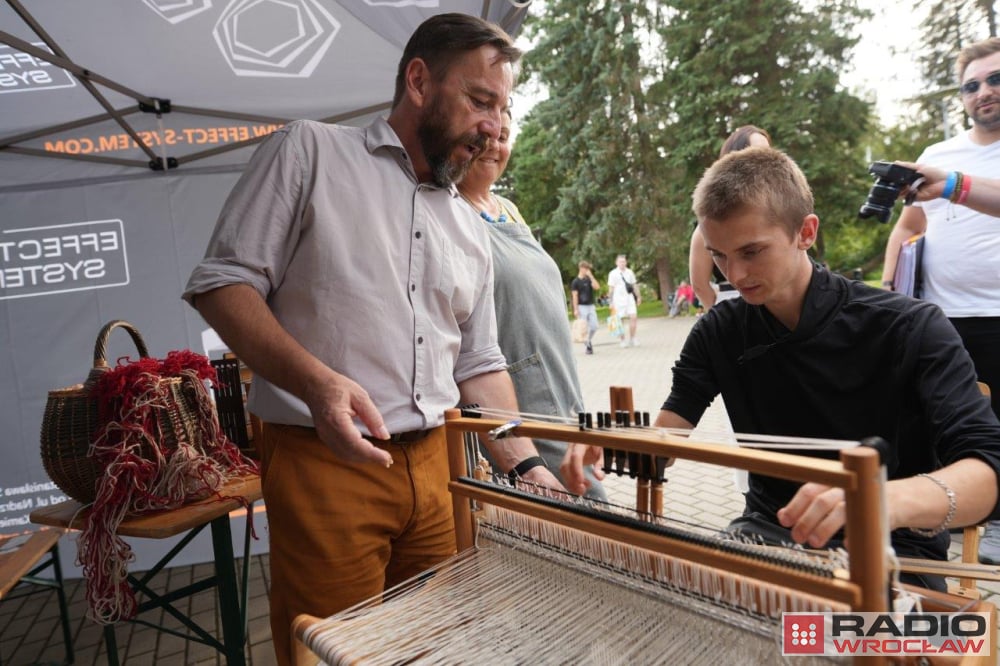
top-left (776, 482), bottom-right (846, 548)
top-left (305, 374), bottom-right (394, 467)
top-left (519, 464), bottom-right (568, 493)
top-left (896, 161), bottom-right (946, 201)
top-left (560, 443), bottom-right (605, 495)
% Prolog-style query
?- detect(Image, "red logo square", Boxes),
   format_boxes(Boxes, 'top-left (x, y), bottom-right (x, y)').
top-left (783, 614), bottom-right (825, 655)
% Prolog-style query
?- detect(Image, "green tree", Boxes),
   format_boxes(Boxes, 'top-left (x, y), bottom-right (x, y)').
top-left (508, 1), bottom-right (675, 305)
top-left (653, 0), bottom-right (873, 273)
top-left (509, 0), bottom-right (881, 301)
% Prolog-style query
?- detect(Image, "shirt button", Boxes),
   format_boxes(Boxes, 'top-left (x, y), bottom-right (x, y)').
top-left (411, 284), bottom-right (416, 292)
top-left (415, 231), bottom-right (422, 239)
top-left (415, 393), bottom-right (422, 401)
top-left (417, 336), bottom-right (423, 344)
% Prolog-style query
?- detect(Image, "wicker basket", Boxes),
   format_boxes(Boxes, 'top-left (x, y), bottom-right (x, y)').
top-left (39, 320), bottom-right (150, 504)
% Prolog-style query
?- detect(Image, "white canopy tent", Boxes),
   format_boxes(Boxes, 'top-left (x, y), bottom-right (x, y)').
top-left (0, 0), bottom-right (531, 569)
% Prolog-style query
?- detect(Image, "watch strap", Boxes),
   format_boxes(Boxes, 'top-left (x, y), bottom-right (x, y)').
top-left (508, 455), bottom-right (547, 482)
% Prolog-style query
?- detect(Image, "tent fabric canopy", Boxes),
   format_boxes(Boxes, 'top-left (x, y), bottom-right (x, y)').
top-left (0, 0), bottom-right (531, 190)
top-left (0, 0), bottom-right (531, 567)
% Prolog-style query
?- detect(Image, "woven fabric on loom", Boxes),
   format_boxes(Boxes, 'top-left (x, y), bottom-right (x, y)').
top-left (303, 508), bottom-right (846, 665)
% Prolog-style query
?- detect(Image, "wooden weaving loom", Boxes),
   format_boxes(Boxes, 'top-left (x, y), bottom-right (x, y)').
top-left (292, 407), bottom-right (996, 665)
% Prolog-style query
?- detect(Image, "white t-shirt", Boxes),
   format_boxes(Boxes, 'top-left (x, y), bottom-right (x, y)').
top-left (915, 131), bottom-right (1000, 317)
top-left (607, 267), bottom-right (637, 312)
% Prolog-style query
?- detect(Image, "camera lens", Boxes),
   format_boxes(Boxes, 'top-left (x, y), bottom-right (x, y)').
top-left (858, 180), bottom-right (903, 223)
top-left (858, 202), bottom-right (892, 223)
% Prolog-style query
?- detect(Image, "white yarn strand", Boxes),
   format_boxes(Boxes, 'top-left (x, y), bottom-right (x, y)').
top-left (463, 407), bottom-right (858, 451)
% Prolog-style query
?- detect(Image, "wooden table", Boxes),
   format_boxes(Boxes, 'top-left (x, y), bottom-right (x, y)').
top-left (31, 475), bottom-right (262, 666)
top-left (0, 528), bottom-right (73, 664)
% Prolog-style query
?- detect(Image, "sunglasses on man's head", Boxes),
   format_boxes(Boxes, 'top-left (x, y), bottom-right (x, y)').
top-left (961, 71), bottom-right (1000, 96)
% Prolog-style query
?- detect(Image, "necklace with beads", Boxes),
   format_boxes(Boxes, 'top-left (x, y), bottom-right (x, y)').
top-left (462, 192), bottom-right (507, 224)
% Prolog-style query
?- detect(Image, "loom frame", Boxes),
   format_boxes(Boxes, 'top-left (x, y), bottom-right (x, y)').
top-left (293, 409), bottom-right (996, 665)
top-left (444, 409), bottom-right (887, 615)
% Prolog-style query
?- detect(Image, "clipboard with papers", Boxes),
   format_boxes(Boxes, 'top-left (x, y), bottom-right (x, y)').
top-left (892, 232), bottom-right (925, 298)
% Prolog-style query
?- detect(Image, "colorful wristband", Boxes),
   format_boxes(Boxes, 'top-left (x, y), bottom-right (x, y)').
top-left (949, 172), bottom-right (964, 203)
top-left (956, 174), bottom-right (972, 205)
top-left (941, 171), bottom-right (959, 200)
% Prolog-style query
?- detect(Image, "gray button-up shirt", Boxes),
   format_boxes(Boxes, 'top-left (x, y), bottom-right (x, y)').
top-left (183, 118), bottom-right (506, 432)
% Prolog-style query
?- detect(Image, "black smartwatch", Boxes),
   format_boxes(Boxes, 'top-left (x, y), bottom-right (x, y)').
top-left (508, 455), bottom-right (548, 482)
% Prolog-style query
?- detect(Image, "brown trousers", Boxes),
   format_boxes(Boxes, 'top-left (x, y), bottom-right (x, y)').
top-left (255, 423), bottom-right (456, 666)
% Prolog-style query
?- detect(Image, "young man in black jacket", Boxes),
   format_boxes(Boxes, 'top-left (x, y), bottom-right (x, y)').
top-left (562, 147), bottom-right (1000, 590)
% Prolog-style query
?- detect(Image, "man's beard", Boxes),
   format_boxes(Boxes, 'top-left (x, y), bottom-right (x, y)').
top-left (970, 96), bottom-right (1000, 131)
top-left (417, 98), bottom-right (487, 187)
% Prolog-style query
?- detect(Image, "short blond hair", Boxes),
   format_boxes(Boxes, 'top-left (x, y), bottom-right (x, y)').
top-left (692, 147), bottom-right (813, 238)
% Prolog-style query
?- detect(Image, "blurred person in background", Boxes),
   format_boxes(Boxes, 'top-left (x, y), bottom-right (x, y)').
top-left (689, 126), bottom-right (772, 310)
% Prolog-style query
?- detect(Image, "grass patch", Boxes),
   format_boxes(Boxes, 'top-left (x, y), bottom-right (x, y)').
top-left (571, 300), bottom-right (667, 322)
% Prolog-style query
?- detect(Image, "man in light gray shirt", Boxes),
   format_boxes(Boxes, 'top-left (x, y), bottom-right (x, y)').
top-left (183, 14), bottom-right (561, 666)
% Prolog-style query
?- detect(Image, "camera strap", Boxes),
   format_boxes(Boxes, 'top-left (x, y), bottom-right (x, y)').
top-left (904, 176), bottom-right (926, 205)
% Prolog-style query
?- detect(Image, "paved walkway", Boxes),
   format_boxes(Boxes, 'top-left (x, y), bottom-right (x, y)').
top-left (2, 314), bottom-right (996, 665)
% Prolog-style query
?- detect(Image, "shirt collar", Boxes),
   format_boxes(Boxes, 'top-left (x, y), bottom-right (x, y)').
top-left (753, 263), bottom-right (844, 342)
top-left (365, 115), bottom-right (404, 153)
top-left (364, 116), bottom-right (459, 197)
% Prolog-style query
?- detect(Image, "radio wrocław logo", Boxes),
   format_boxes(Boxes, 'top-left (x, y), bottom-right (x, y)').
top-left (783, 612), bottom-right (992, 658)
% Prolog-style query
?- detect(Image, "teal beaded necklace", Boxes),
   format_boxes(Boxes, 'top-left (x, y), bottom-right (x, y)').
top-left (479, 208), bottom-right (508, 224)
top-left (463, 193), bottom-right (507, 224)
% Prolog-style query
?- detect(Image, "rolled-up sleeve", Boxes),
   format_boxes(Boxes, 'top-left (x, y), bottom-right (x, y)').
top-left (183, 124), bottom-right (305, 305)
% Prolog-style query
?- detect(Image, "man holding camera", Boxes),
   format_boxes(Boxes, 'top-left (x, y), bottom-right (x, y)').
top-left (881, 37), bottom-right (1000, 564)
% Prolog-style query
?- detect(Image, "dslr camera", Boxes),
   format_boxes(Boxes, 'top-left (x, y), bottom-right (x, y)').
top-left (858, 161), bottom-right (923, 223)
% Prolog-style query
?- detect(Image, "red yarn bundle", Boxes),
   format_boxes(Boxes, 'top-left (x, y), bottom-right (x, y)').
top-left (78, 349), bottom-right (258, 624)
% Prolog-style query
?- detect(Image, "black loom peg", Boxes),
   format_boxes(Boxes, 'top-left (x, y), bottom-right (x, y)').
top-left (615, 448), bottom-right (627, 474)
top-left (585, 412), bottom-right (593, 430)
top-left (579, 412), bottom-right (586, 431)
top-left (458, 403), bottom-right (481, 417)
top-left (638, 454), bottom-right (652, 481)
top-left (655, 456), bottom-right (670, 483)
top-left (627, 451), bottom-right (639, 478)
top-left (642, 412), bottom-right (650, 427)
